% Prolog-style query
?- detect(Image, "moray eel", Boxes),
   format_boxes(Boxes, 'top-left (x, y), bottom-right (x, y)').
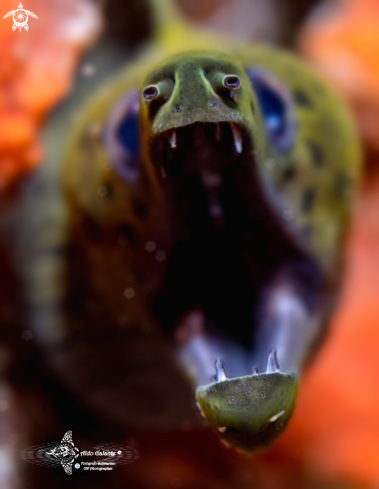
top-left (23, 0), bottom-right (361, 453)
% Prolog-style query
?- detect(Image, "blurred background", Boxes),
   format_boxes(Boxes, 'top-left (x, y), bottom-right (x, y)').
top-left (1, 0), bottom-right (379, 488)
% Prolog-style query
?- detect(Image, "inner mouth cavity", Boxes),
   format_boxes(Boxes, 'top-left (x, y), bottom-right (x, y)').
top-left (151, 122), bottom-right (250, 224)
top-left (151, 123), bottom-right (268, 384)
top-left (176, 312), bottom-right (283, 386)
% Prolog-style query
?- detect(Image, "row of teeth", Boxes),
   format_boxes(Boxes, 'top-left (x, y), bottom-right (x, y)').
top-left (167, 123), bottom-right (243, 154)
top-left (214, 347), bottom-right (280, 382)
top-left (164, 123), bottom-right (243, 220)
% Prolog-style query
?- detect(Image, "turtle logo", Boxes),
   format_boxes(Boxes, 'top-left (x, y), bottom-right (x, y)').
top-left (3, 3), bottom-right (38, 32)
top-left (46, 431), bottom-right (79, 475)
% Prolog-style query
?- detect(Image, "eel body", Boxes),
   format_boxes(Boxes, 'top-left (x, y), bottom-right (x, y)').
top-left (22, 4), bottom-right (361, 453)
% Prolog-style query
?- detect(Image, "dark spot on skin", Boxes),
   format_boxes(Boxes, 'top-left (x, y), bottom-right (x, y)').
top-left (282, 166), bottom-right (297, 181)
top-left (133, 200), bottom-right (148, 219)
top-left (176, 105), bottom-right (181, 112)
top-left (334, 174), bottom-right (347, 195)
top-left (260, 393), bottom-right (265, 398)
top-left (168, 74), bottom-right (175, 82)
top-left (78, 133), bottom-right (92, 151)
top-left (118, 223), bottom-right (137, 245)
top-left (209, 101), bottom-right (216, 107)
top-left (302, 188), bottom-right (316, 213)
top-left (250, 102), bottom-right (255, 115)
top-left (79, 127), bottom-right (102, 151)
top-left (229, 398), bottom-right (234, 403)
top-left (293, 89), bottom-right (312, 107)
top-left (103, 182), bottom-right (114, 199)
top-left (307, 141), bottom-right (323, 167)
top-left (83, 216), bottom-right (103, 242)
top-left (203, 68), bottom-right (208, 76)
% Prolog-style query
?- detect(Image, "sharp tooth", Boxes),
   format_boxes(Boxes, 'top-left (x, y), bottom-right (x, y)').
top-left (215, 358), bottom-right (227, 381)
top-left (252, 366), bottom-right (259, 374)
top-left (231, 123), bottom-right (242, 154)
top-left (169, 130), bottom-right (177, 149)
top-left (267, 347), bottom-right (280, 373)
top-left (215, 123), bottom-right (221, 141)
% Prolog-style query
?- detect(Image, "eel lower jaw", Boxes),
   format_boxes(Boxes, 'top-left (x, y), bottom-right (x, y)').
top-left (195, 369), bottom-right (299, 453)
top-left (174, 312), bottom-right (299, 453)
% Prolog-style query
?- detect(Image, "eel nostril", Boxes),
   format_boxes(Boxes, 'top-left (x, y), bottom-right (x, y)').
top-left (143, 85), bottom-right (160, 101)
top-left (142, 81), bottom-right (173, 105)
top-left (223, 75), bottom-right (241, 90)
top-left (208, 73), bottom-right (241, 99)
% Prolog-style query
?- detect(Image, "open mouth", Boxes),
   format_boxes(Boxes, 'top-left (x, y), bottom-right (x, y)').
top-left (149, 121), bottom-right (314, 392)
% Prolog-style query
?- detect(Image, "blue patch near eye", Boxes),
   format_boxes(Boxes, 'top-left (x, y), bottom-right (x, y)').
top-left (105, 90), bottom-right (141, 182)
top-left (116, 112), bottom-right (139, 156)
top-left (245, 67), bottom-right (295, 152)
top-left (258, 87), bottom-right (285, 135)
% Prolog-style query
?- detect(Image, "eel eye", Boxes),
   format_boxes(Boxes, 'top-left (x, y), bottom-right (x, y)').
top-left (105, 90), bottom-right (141, 182)
top-left (223, 75), bottom-right (241, 90)
top-left (245, 67), bottom-right (295, 152)
top-left (142, 84), bottom-right (160, 101)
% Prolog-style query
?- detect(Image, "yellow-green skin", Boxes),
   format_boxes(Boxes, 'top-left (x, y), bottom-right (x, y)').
top-left (36, 1), bottom-right (361, 454)
top-left (196, 372), bottom-right (298, 452)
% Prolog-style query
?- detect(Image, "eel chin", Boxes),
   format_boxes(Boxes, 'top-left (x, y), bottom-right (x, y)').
top-left (195, 351), bottom-right (298, 453)
top-left (150, 122), bottom-right (301, 452)
top-left (174, 311), bottom-right (299, 452)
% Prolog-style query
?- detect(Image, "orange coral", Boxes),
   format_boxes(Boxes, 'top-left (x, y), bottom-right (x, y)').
top-left (299, 0), bottom-right (379, 152)
top-left (0, 0), bottom-right (100, 190)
